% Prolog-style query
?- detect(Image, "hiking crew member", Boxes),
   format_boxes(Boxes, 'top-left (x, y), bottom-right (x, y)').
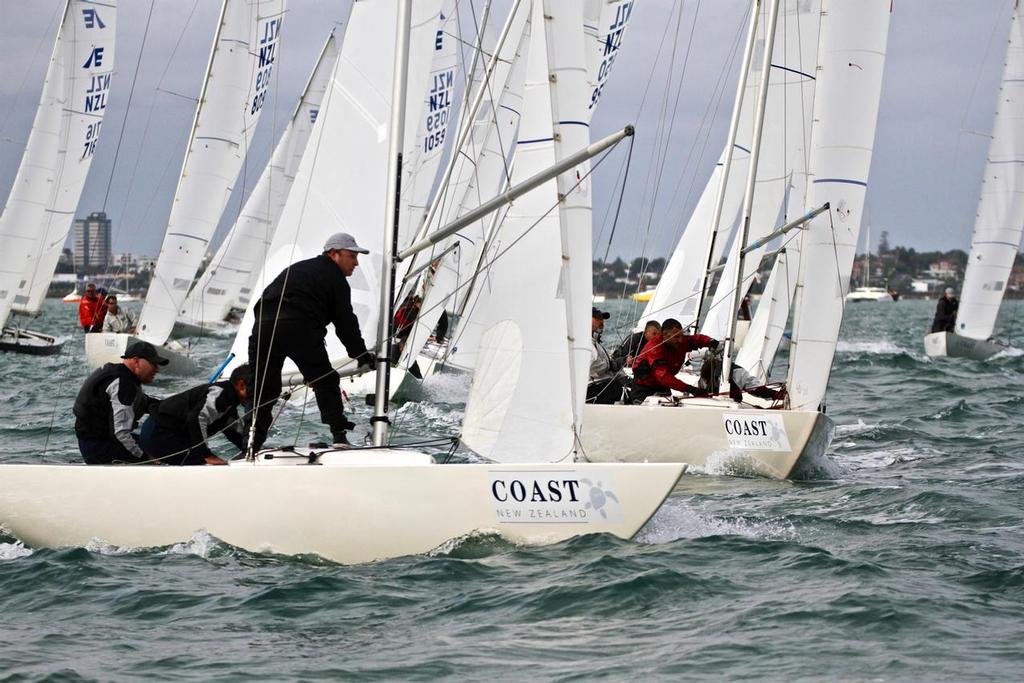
top-left (931, 287), bottom-right (959, 334)
top-left (90, 288), bottom-right (110, 332)
top-left (141, 365), bottom-right (250, 465)
top-left (73, 341), bottom-right (166, 464)
top-left (247, 232), bottom-right (374, 450)
top-left (630, 318), bottom-right (718, 404)
top-left (78, 283), bottom-right (100, 332)
top-left (101, 295), bottom-right (136, 333)
top-left (588, 308), bottom-right (627, 404)
top-left (612, 320), bottom-right (661, 369)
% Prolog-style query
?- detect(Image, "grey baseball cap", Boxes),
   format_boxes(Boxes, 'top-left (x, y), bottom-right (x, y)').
top-left (323, 232), bottom-right (369, 254)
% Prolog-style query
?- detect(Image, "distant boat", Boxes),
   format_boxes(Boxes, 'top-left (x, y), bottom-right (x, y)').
top-left (924, 2), bottom-right (1022, 361)
top-left (630, 287), bottom-right (655, 302)
top-left (0, 0), bottom-right (117, 356)
top-left (62, 289), bottom-right (82, 304)
top-left (592, 294), bottom-right (606, 303)
top-left (846, 286), bottom-right (895, 303)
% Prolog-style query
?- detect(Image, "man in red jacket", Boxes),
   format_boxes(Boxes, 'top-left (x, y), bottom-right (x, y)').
top-left (78, 283), bottom-right (100, 332)
top-left (630, 318), bottom-right (718, 404)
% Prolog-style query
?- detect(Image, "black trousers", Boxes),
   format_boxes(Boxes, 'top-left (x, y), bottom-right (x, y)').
top-left (586, 376), bottom-right (627, 404)
top-left (139, 417), bottom-right (208, 466)
top-left (248, 319), bottom-right (352, 450)
top-left (77, 434), bottom-right (145, 465)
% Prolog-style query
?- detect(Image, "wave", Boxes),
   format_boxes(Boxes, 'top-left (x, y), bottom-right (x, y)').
top-left (636, 497), bottom-right (799, 545)
top-left (0, 541), bottom-right (32, 560)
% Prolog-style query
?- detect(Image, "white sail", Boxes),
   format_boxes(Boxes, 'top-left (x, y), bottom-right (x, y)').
top-left (460, 0), bottom-right (591, 463)
top-left (638, 17), bottom-right (761, 331)
top-left (787, 0), bottom-right (890, 411)
top-left (135, 0), bottom-right (286, 345)
top-left (0, 0), bottom-right (117, 325)
top-left (401, 4), bottom-right (531, 375)
top-left (956, 3), bottom-right (1024, 340)
top-left (447, 0), bottom-right (635, 371)
top-left (225, 0), bottom-right (446, 374)
top-left (179, 31), bottom-right (338, 329)
top-left (702, 0), bottom-right (821, 343)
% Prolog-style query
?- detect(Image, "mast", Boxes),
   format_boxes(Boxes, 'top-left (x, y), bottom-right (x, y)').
top-left (693, 0), bottom-right (762, 325)
top-left (721, 0), bottom-right (782, 390)
top-left (372, 0), bottom-right (413, 446)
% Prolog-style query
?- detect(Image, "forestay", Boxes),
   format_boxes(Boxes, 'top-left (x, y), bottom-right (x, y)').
top-left (135, 0), bottom-right (286, 345)
top-left (0, 0), bottom-right (117, 325)
top-left (224, 0), bottom-right (446, 376)
top-left (461, 0), bottom-right (592, 463)
top-left (956, 3), bottom-right (1024, 341)
top-left (179, 31), bottom-right (339, 329)
top-left (787, 0), bottom-right (890, 411)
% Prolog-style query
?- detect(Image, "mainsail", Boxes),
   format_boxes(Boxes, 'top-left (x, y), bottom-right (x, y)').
top-left (787, 0), bottom-right (891, 411)
top-left (179, 31), bottom-right (339, 329)
top-left (0, 0), bottom-right (117, 325)
top-left (134, 0), bottom-right (286, 345)
top-left (956, 2), bottom-right (1024, 341)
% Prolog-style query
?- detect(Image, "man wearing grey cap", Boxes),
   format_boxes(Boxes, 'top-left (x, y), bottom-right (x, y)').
top-left (247, 232), bottom-right (374, 449)
top-left (931, 287), bottom-right (959, 334)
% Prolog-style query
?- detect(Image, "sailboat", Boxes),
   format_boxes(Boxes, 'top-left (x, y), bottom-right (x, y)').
top-left (0, 0), bottom-right (117, 355)
top-left (580, 0), bottom-right (892, 479)
top-left (845, 223), bottom-right (895, 302)
top-left (85, 0), bottom-right (287, 374)
top-left (0, 0), bottom-right (684, 566)
top-left (924, 1), bottom-right (1023, 360)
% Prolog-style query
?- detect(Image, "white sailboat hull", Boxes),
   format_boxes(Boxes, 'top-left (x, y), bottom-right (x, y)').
top-left (0, 452), bottom-right (685, 565)
top-left (85, 332), bottom-right (197, 375)
top-left (845, 287), bottom-right (894, 303)
top-left (580, 402), bottom-right (832, 480)
top-left (922, 331), bottom-right (1012, 360)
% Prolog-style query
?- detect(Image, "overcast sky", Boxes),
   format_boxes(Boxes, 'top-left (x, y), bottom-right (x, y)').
top-left (0, 0), bottom-right (1016, 262)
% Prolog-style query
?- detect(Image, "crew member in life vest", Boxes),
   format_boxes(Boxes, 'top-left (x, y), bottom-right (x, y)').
top-left (73, 341), bottom-right (166, 464)
top-left (630, 318), bottom-right (718, 404)
top-left (78, 283), bottom-right (100, 332)
top-left (140, 364), bottom-right (250, 465)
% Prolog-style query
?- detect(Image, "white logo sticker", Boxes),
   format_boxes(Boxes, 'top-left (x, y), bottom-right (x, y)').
top-left (722, 413), bottom-right (791, 452)
top-left (489, 470), bottom-right (624, 525)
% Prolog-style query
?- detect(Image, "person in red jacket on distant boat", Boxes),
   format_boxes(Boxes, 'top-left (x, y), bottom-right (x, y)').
top-left (630, 317), bottom-right (718, 404)
top-left (78, 283), bottom-right (100, 332)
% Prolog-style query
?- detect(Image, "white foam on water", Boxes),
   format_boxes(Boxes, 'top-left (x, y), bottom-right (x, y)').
top-left (835, 340), bottom-right (904, 355)
top-left (991, 346), bottom-right (1024, 359)
top-left (85, 538), bottom-right (134, 556)
top-left (417, 369), bottom-right (472, 404)
top-left (636, 496), bottom-right (798, 545)
top-left (0, 541), bottom-right (33, 560)
top-left (834, 419), bottom-right (877, 436)
top-left (164, 530), bottom-right (219, 558)
top-left (838, 446), bottom-right (923, 471)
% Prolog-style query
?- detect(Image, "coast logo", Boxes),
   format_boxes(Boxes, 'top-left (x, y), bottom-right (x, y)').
top-left (722, 412), bottom-right (791, 452)
top-left (489, 471), bottom-right (624, 524)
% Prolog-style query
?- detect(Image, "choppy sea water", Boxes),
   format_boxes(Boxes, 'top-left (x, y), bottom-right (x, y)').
top-left (2, 298), bottom-right (1023, 680)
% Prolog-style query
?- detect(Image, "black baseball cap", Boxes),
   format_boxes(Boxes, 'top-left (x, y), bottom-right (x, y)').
top-left (592, 307), bottom-right (610, 320)
top-left (121, 341), bottom-right (169, 366)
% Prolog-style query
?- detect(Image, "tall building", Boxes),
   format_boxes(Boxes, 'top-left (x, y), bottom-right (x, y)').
top-left (74, 211), bottom-right (112, 272)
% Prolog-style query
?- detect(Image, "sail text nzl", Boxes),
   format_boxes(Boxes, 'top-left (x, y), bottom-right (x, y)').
top-left (85, 73), bottom-right (111, 114)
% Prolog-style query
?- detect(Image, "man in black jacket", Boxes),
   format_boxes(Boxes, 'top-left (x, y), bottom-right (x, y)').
top-left (73, 341), bottom-right (166, 464)
top-left (247, 232), bottom-right (374, 450)
top-left (140, 364), bottom-right (250, 465)
top-left (931, 288), bottom-right (959, 333)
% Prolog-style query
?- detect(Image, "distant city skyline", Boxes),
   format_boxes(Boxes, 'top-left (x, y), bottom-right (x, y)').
top-left (0, 0), bottom-right (1017, 262)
